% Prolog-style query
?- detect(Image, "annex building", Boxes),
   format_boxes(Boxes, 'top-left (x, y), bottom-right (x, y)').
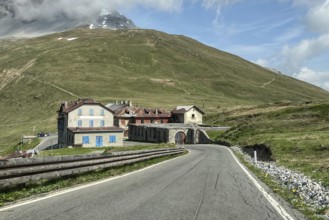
top-left (128, 123), bottom-right (212, 145)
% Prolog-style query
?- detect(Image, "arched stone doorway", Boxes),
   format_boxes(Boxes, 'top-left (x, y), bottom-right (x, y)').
top-left (175, 131), bottom-right (186, 145)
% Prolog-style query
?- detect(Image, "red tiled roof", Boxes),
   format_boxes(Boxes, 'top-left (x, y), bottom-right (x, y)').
top-left (114, 106), bottom-right (172, 118)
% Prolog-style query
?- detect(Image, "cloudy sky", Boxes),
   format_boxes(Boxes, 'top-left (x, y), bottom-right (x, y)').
top-left (116, 0), bottom-right (329, 91)
top-left (1, 0), bottom-right (329, 91)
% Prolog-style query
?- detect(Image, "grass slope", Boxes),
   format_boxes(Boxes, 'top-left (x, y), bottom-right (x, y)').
top-left (0, 28), bottom-right (329, 152)
top-left (206, 102), bottom-right (329, 186)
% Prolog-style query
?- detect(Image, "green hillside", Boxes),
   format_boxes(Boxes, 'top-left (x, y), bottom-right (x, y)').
top-left (0, 28), bottom-right (328, 152)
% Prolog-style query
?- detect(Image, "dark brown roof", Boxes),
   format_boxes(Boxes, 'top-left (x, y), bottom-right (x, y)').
top-left (58, 99), bottom-right (114, 114)
top-left (68, 127), bottom-right (124, 133)
top-left (172, 105), bottom-right (205, 115)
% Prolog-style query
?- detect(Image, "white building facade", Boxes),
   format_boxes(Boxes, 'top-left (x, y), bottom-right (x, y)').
top-left (58, 99), bottom-right (124, 148)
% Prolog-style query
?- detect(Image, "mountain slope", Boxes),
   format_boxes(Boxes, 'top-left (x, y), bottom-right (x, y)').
top-left (0, 28), bottom-right (329, 150)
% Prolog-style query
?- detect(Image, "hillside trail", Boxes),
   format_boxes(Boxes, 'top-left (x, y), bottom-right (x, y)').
top-left (0, 58), bottom-right (81, 98)
top-left (0, 59), bottom-right (36, 91)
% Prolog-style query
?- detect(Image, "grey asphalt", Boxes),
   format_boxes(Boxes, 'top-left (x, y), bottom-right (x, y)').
top-left (34, 135), bottom-right (58, 152)
top-left (0, 145), bottom-right (305, 220)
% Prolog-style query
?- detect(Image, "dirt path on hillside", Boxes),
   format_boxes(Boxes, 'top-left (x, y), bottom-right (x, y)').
top-left (23, 75), bottom-right (81, 98)
top-left (0, 59), bottom-right (36, 91)
top-left (0, 58), bottom-right (81, 98)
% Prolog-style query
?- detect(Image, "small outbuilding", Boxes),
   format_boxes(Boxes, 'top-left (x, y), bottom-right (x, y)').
top-left (172, 105), bottom-right (205, 124)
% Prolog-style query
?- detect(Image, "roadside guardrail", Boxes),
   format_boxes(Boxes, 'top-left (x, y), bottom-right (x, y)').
top-left (0, 148), bottom-right (185, 188)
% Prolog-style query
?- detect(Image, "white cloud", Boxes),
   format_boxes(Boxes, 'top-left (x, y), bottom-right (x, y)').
top-left (199, 0), bottom-right (242, 27)
top-left (251, 1), bottom-right (329, 91)
top-left (279, 33), bottom-right (329, 73)
top-left (254, 59), bottom-right (269, 67)
top-left (293, 67), bottom-right (329, 91)
top-left (306, 0), bottom-right (329, 33)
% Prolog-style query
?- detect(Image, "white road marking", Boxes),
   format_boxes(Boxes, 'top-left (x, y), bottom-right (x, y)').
top-left (0, 150), bottom-right (189, 212)
top-left (228, 148), bottom-right (295, 220)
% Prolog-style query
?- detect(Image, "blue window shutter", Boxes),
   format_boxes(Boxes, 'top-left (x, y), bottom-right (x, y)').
top-left (83, 136), bottom-right (89, 144)
top-left (109, 135), bottom-right (116, 143)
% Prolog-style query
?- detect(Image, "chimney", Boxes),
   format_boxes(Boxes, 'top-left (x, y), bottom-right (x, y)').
top-left (129, 100), bottom-right (132, 107)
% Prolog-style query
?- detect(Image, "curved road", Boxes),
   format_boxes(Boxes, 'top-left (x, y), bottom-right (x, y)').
top-left (0, 145), bottom-right (305, 220)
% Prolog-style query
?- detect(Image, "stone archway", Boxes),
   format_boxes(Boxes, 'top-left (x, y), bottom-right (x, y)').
top-left (175, 131), bottom-right (186, 145)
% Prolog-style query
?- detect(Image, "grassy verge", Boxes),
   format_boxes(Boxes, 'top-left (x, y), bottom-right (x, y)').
top-left (0, 149), bottom-right (187, 207)
top-left (206, 130), bottom-right (226, 140)
top-left (207, 102), bottom-right (329, 187)
top-left (0, 139), bottom-right (41, 157)
top-left (233, 149), bottom-right (327, 220)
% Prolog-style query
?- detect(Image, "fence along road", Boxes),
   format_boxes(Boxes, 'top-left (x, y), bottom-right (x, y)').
top-left (0, 145), bottom-right (306, 220)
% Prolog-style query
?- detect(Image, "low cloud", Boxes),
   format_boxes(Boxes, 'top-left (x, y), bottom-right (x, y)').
top-left (293, 67), bottom-right (329, 91)
top-left (280, 33), bottom-right (329, 73)
top-left (0, 0), bottom-right (240, 37)
top-left (306, 0), bottom-right (329, 33)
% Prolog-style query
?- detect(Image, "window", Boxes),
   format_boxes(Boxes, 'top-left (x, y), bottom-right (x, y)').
top-left (82, 136), bottom-right (89, 144)
top-left (100, 120), bottom-right (105, 127)
top-left (100, 109), bottom-right (105, 116)
top-left (77, 120), bottom-right (82, 127)
top-left (78, 109), bottom-right (82, 116)
top-left (141, 119), bottom-right (144, 124)
top-left (192, 114), bottom-right (195, 119)
top-left (109, 135), bottom-right (116, 143)
top-left (89, 109), bottom-right (94, 116)
top-left (89, 120), bottom-right (94, 127)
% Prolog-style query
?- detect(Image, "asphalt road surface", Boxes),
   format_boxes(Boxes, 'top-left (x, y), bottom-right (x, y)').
top-left (34, 135), bottom-right (58, 152)
top-left (0, 145), bottom-right (305, 220)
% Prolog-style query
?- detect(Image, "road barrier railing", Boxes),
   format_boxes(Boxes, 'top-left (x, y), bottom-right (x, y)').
top-left (0, 148), bottom-right (185, 188)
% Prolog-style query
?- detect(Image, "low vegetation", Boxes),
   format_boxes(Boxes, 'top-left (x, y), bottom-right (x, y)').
top-left (205, 102), bottom-right (329, 187)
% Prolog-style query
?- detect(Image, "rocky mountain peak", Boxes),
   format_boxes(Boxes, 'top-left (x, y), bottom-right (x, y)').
top-left (0, 1), bottom-right (137, 38)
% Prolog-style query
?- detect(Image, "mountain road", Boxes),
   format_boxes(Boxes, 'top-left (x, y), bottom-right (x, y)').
top-left (0, 145), bottom-right (305, 220)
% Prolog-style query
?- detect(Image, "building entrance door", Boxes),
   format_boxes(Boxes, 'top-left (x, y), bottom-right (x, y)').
top-left (175, 132), bottom-right (186, 145)
top-left (96, 136), bottom-right (103, 147)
